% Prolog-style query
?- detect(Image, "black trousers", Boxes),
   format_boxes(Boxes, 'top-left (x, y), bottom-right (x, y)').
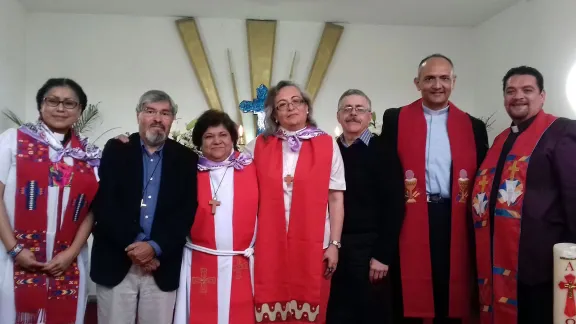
top-left (326, 232), bottom-right (392, 324)
top-left (392, 201), bottom-right (461, 324)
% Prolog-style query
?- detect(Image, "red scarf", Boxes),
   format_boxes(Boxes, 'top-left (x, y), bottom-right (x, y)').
top-left (253, 134), bottom-right (332, 323)
top-left (189, 157), bottom-right (258, 324)
top-left (14, 130), bottom-right (98, 324)
top-left (472, 111), bottom-right (556, 324)
top-left (397, 99), bottom-right (477, 318)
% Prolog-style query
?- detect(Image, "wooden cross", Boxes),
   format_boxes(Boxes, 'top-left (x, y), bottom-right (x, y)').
top-left (209, 199), bottom-right (220, 214)
top-left (479, 175), bottom-right (489, 192)
top-left (192, 268), bottom-right (216, 294)
top-left (559, 274), bottom-right (576, 317)
top-left (284, 174), bottom-right (294, 185)
top-left (508, 160), bottom-right (520, 180)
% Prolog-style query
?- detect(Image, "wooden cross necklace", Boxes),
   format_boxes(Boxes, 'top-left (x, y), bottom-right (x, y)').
top-left (209, 167), bottom-right (230, 214)
top-left (283, 149), bottom-right (298, 186)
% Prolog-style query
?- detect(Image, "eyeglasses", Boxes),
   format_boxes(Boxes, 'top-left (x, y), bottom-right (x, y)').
top-left (338, 105), bottom-right (371, 114)
top-left (275, 98), bottom-right (306, 111)
top-left (43, 97), bottom-right (79, 110)
top-left (141, 109), bottom-right (174, 118)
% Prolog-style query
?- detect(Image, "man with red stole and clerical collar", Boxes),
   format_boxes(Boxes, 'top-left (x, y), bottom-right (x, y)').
top-left (244, 80), bottom-right (346, 324)
top-left (471, 66), bottom-right (576, 324)
top-left (381, 54), bottom-right (489, 324)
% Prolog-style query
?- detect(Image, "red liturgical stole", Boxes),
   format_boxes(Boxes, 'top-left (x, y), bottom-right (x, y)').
top-left (253, 134), bottom-right (332, 323)
top-left (472, 111), bottom-right (556, 324)
top-left (397, 99), bottom-right (477, 318)
top-left (189, 158), bottom-right (258, 324)
top-left (14, 130), bottom-right (98, 324)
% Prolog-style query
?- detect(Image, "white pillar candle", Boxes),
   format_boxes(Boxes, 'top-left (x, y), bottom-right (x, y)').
top-left (554, 243), bottom-right (576, 324)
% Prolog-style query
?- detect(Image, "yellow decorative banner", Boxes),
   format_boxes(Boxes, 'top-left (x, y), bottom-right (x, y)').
top-left (306, 23), bottom-right (344, 102)
top-left (176, 18), bottom-right (222, 111)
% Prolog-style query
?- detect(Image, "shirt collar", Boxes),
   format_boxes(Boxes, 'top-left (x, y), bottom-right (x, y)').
top-left (140, 139), bottom-right (164, 156)
top-left (422, 104), bottom-right (449, 116)
top-left (339, 128), bottom-right (372, 147)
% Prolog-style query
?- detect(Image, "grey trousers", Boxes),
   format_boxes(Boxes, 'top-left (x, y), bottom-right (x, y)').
top-left (96, 265), bottom-right (176, 324)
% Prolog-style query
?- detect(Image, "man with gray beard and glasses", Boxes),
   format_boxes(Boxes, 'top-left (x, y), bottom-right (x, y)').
top-left (90, 90), bottom-right (198, 324)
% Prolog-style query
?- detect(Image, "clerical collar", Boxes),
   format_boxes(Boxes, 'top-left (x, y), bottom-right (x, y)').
top-left (510, 114), bottom-right (537, 133)
top-left (423, 104), bottom-right (449, 116)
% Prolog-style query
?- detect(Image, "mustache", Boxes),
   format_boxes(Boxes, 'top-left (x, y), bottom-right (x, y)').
top-left (345, 117), bottom-right (362, 123)
top-left (149, 123), bottom-right (165, 130)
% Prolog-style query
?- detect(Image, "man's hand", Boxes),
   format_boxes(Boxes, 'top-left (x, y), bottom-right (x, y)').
top-left (141, 258), bottom-right (160, 273)
top-left (42, 249), bottom-right (76, 277)
top-left (125, 242), bottom-right (155, 265)
top-left (115, 134), bottom-right (129, 143)
top-left (369, 258), bottom-right (389, 283)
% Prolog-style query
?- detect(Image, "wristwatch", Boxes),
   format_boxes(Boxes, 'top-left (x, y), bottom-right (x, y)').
top-left (329, 240), bottom-right (341, 249)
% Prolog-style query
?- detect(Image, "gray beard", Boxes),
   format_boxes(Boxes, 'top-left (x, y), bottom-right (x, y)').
top-left (145, 130), bottom-right (166, 146)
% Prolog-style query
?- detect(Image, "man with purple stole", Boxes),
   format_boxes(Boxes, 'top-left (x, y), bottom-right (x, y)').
top-left (471, 66), bottom-right (576, 324)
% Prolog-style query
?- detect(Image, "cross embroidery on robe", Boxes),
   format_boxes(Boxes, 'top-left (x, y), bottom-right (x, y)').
top-left (233, 258), bottom-right (249, 280)
top-left (560, 274), bottom-right (576, 317)
top-left (192, 268), bottom-right (216, 294)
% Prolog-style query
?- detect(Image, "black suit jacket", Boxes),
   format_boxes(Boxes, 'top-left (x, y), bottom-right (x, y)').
top-left (90, 133), bottom-right (198, 292)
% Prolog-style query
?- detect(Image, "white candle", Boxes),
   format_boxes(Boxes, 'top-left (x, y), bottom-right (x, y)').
top-left (554, 243), bottom-right (576, 324)
top-left (238, 125), bottom-right (244, 137)
top-left (334, 126), bottom-right (342, 137)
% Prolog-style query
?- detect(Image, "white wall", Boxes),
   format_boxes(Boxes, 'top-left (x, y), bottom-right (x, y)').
top-left (24, 13), bottom-right (477, 146)
top-left (0, 0), bottom-right (26, 132)
top-left (474, 0), bottom-right (576, 138)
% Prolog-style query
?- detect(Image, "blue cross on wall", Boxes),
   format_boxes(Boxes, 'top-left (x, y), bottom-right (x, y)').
top-left (239, 84), bottom-right (268, 136)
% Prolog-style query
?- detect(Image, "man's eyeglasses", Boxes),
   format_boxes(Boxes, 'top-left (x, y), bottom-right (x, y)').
top-left (43, 97), bottom-right (79, 110)
top-left (338, 105), bottom-right (371, 114)
top-left (141, 109), bottom-right (174, 118)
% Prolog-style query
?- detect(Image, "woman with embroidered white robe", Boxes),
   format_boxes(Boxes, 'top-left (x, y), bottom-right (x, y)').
top-left (174, 110), bottom-right (258, 324)
top-left (0, 78), bottom-right (100, 324)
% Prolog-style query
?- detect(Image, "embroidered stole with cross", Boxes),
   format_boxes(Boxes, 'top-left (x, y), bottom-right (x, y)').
top-left (397, 99), bottom-right (478, 318)
top-left (471, 111), bottom-right (557, 324)
top-left (13, 129), bottom-right (98, 324)
top-left (189, 162), bottom-right (258, 324)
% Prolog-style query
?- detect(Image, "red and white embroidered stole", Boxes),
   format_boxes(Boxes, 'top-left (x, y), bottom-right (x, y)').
top-left (397, 99), bottom-right (477, 318)
top-left (472, 111), bottom-right (556, 324)
top-left (14, 130), bottom-right (98, 324)
top-left (189, 160), bottom-right (258, 324)
top-left (253, 134), bottom-right (332, 323)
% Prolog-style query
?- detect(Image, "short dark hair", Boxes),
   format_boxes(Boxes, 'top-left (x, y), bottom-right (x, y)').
top-left (192, 109), bottom-right (239, 150)
top-left (418, 53), bottom-right (454, 69)
top-left (36, 78), bottom-right (88, 112)
top-left (502, 66), bottom-right (544, 92)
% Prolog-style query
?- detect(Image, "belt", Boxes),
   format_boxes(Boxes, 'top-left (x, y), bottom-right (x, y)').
top-left (185, 240), bottom-right (255, 294)
top-left (427, 193), bottom-right (450, 203)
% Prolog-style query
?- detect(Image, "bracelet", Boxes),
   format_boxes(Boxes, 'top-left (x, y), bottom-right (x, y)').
top-left (7, 244), bottom-right (24, 259)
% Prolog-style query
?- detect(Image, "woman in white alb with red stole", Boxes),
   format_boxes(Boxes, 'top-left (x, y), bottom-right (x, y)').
top-left (0, 78), bottom-right (100, 324)
top-left (245, 80), bottom-right (346, 324)
top-left (174, 110), bottom-right (258, 324)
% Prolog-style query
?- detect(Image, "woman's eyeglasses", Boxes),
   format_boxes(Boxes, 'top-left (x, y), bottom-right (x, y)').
top-left (43, 97), bottom-right (79, 110)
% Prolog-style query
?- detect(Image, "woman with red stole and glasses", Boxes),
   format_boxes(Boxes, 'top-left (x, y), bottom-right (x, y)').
top-left (244, 80), bottom-right (346, 323)
top-left (174, 109), bottom-right (258, 324)
top-left (0, 78), bottom-right (100, 324)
